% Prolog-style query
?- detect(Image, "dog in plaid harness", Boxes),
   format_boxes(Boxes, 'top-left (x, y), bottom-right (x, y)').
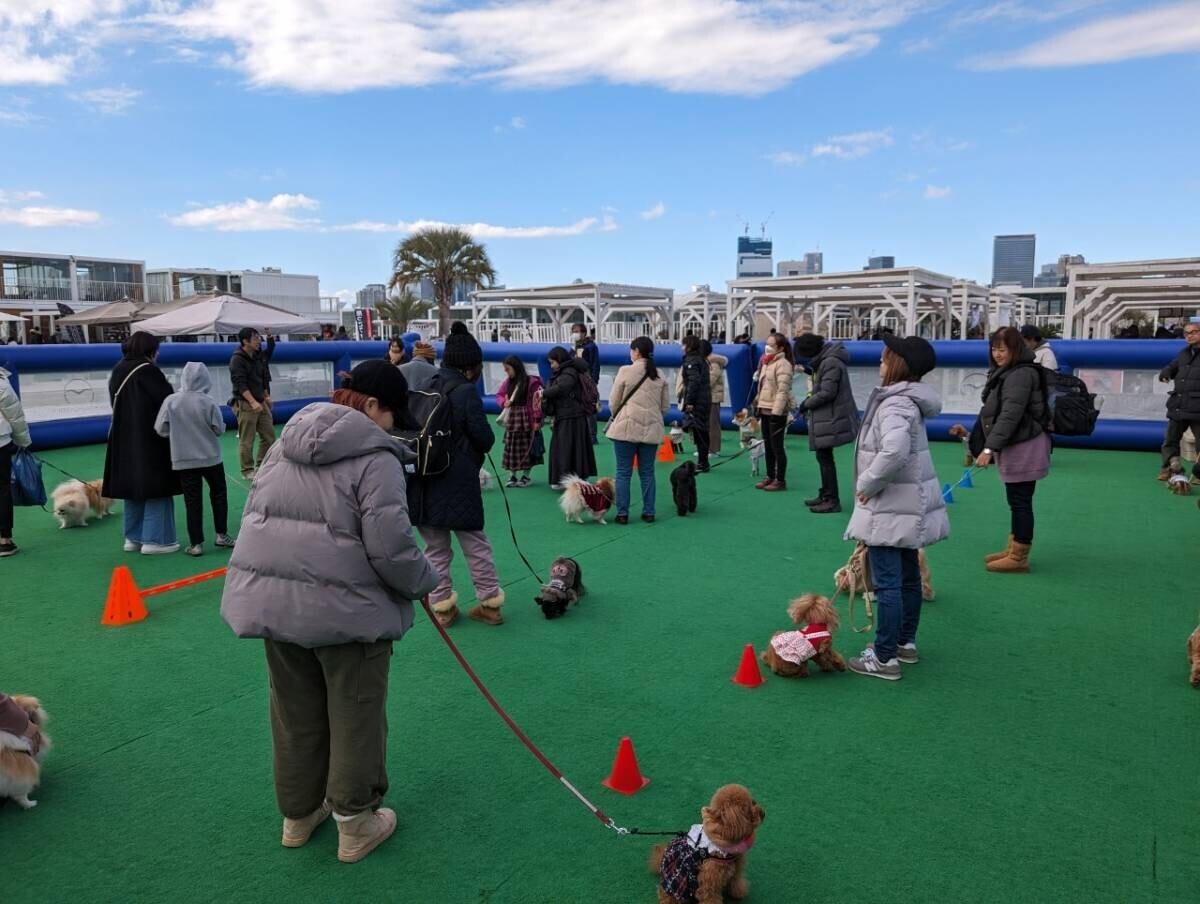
top-left (533, 556), bottom-right (584, 619)
top-left (649, 784), bottom-right (764, 904)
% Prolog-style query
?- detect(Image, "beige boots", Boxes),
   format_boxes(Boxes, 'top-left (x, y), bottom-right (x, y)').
top-left (430, 592), bottom-right (459, 627)
top-left (335, 808), bottom-right (398, 863)
top-left (986, 540), bottom-right (1031, 573)
top-left (282, 801), bottom-right (333, 848)
top-left (984, 535), bottom-right (1014, 565)
top-left (468, 590), bottom-right (505, 625)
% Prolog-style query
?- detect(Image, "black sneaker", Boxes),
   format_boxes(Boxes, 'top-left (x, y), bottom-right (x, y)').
top-left (804, 493), bottom-right (826, 506)
top-left (810, 499), bottom-right (842, 514)
top-left (0, 542), bottom-right (18, 558)
top-left (641, 514), bottom-right (655, 523)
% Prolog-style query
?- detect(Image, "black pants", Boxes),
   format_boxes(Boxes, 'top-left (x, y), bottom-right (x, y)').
top-left (759, 412), bottom-right (788, 481)
top-left (0, 442), bottom-right (13, 540)
top-left (179, 463), bottom-right (228, 546)
top-left (815, 446), bottom-right (839, 501)
top-left (690, 403), bottom-right (711, 469)
top-left (1162, 418), bottom-right (1200, 474)
top-left (1005, 480), bottom-right (1037, 544)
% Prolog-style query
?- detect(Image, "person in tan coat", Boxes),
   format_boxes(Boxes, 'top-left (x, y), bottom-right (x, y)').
top-left (705, 340), bottom-right (728, 455)
top-left (605, 336), bottom-right (670, 523)
top-left (752, 335), bottom-right (796, 491)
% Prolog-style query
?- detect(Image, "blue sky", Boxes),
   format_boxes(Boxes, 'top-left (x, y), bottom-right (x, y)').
top-left (1, 1), bottom-right (1198, 302)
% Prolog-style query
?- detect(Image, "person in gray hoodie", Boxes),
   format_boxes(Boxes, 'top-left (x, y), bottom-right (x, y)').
top-left (155, 362), bottom-right (234, 557)
top-left (844, 336), bottom-right (949, 681)
top-left (220, 360), bottom-right (439, 864)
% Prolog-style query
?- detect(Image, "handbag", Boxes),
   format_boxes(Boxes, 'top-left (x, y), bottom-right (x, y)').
top-left (530, 429), bottom-right (545, 462)
top-left (496, 405), bottom-right (512, 427)
top-left (10, 448), bottom-right (47, 508)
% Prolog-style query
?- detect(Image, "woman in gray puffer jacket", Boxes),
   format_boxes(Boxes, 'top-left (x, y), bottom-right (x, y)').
top-left (794, 334), bottom-right (859, 514)
top-left (845, 336), bottom-right (948, 682)
top-left (221, 360), bottom-right (438, 865)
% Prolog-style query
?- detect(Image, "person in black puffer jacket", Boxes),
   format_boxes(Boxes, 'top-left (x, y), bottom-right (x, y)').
top-left (408, 322), bottom-right (503, 628)
top-left (1158, 322), bottom-right (1200, 483)
top-left (974, 327), bottom-right (1051, 574)
top-left (680, 334), bottom-right (713, 472)
top-left (541, 347), bottom-right (597, 488)
top-left (794, 334), bottom-right (859, 514)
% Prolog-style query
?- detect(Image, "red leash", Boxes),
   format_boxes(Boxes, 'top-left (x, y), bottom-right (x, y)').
top-left (420, 596), bottom-right (643, 836)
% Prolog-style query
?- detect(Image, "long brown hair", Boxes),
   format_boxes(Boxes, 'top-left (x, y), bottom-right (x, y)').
top-left (880, 347), bottom-right (913, 386)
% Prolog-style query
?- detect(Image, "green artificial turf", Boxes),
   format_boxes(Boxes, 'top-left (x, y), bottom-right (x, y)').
top-left (2, 424), bottom-right (1198, 903)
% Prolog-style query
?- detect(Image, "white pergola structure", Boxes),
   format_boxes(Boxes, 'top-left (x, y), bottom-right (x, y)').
top-left (471, 282), bottom-right (674, 344)
top-left (673, 287), bottom-right (728, 339)
top-left (725, 267), bottom-right (957, 341)
top-left (1063, 258), bottom-right (1200, 338)
top-left (952, 281), bottom-right (1030, 337)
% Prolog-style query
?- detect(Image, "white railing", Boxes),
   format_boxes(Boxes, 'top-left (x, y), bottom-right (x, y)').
top-left (77, 279), bottom-right (144, 303)
top-left (1, 277), bottom-right (72, 301)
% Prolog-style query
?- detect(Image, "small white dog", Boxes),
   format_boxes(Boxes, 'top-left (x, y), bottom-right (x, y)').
top-left (558, 475), bottom-right (616, 524)
top-left (0, 694), bottom-right (52, 810)
top-left (747, 438), bottom-right (766, 477)
top-left (479, 468), bottom-right (495, 490)
top-left (50, 479), bottom-right (115, 529)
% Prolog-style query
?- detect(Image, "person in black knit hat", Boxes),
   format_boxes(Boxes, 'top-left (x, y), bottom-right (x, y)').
top-left (793, 333), bottom-right (859, 514)
top-left (407, 322), bottom-right (504, 628)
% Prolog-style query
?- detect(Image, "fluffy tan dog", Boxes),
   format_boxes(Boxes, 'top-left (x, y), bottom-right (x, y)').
top-left (0, 694), bottom-right (52, 809)
top-left (558, 475), bottom-right (616, 524)
top-left (948, 423), bottom-right (975, 467)
top-left (761, 593), bottom-right (847, 678)
top-left (51, 479), bottom-right (115, 528)
top-left (649, 784), bottom-right (764, 904)
top-left (1189, 624), bottom-right (1200, 688)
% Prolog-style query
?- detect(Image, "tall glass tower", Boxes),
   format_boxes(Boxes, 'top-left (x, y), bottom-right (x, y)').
top-left (737, 235), bottom-right (773, 278)
top-left (992, 234), bottom-right (1036, 287)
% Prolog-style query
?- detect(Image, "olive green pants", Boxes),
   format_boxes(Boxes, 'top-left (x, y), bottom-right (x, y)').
top-left (264, 638), bottom-right (392, 818)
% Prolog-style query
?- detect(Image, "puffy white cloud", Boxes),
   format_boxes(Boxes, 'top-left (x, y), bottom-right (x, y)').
top-left (639, 202), bottom-right (666, 220)
top-left (168, 193), bottom-right (322, 231)
top-left (71, 86), bottom-right (142, 113)
top-left (336, 216), bottom-right (605, 239)
top-left (923, 184), bottom-right (952, 199)
top-left (811, 128), bottom-right (894, 160)
top-left (0, 1), bottom-right (134, 86)
top-left (972, 1), bottom-right (1200, 69)
top-left (0, 205), bottom-right (102, 227)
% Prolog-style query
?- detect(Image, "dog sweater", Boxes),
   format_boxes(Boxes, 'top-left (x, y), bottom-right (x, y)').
top-left (578, 482), bottom-right (612, 514)
top-left (0, 693), bottom-right (36, 754)
top-left (769, 623), bottom-right (832, 665)
top-left (659, 825), bottom-right (753, 900)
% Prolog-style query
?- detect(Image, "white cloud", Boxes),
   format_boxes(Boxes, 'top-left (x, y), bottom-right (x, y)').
top-left (510, 116), bottom-right (526, 129)
top-left (168, 193), bottom-right (322, 231)
top-left (766, 150), bottom-right (807, 166)
top-left (336, 216), bottom-right (605, 239)
top-left (924, 184), bottom-right (952, 199)
top-left (639, 201), bottom-right (666, 220)
top-left (71, 85), bottom-right (142, 114)
top-left (972, 2), bottom-right (1200, 69)
top-left (0, 1), bottom-right (135, 87)
top-left (0, 205), bottom-right (102, 227)
top-left (902, 37), bottom-right (937, 53)
top-left (0, 108), bottom-right (40, 126)
top-left (600, 214), bottom-right (618, 232)
top-left (811, 128), bottom-right (894, 160)
top-left (0, 190), bottom-right (45, 203)
top-left (951, 0), bottom-right (1104, 28)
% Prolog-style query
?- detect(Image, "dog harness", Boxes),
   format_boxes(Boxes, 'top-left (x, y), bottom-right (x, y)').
top-left (769, 623), bottom-right (832, 665)
top-left (659, 824), bottom-right (754, 900)
top-left (0, 693), bottom-right (38, 756)
top-left (577, 482), bottom-right (612, 514)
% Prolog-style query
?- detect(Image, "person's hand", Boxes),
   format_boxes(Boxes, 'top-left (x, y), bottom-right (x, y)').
top-left (975, 450), bottom-right (992, 467)
top-left (856, 491), bottom-right (871, 505)
top-left (251, 400), bottom-right (264, 413)
top-left (1159, 374), bottom-right (1170, 383)
top-left (684, 405), bottom-right (693, 413)
top-left (264, 394), bottom-right (272, 407)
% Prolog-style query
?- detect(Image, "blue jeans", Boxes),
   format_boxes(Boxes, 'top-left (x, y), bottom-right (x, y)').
top-left (613, 440), bottom-right (657, 517)
top-left (124, 497), bottom-right (178, 546)
top-left (868, 546), bottom-right (922, 663)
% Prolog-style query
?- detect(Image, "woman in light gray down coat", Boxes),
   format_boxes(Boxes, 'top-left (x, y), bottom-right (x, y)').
top-left (844, 336), bottom-right (948, 682)
top-left (220, 360), bottom-right (438, 865)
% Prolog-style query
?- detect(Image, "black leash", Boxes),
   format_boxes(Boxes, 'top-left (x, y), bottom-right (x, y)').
top-left (486, 450), bottom-right (545, 585)
top-left (34, 455), bottom-right (95, 487)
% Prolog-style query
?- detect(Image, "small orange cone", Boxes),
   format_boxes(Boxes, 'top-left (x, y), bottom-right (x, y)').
top-left (656, 435), bottom-right (676, 463)
top-left (631, 453), bottom-right (638, 469)
top-left (602, 736), bottom-right (650, 795)
top-left (101, 565), bottom-right (149, 627)
top-left (731, 643), bottom-right (765, 688)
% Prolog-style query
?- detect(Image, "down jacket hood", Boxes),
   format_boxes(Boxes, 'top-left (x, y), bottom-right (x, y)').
top-left (876, 380), bottom-right (943, 419)
top-left (180, 361), bottom-right (212, 394)
top-left (280, 401), bottom-right (407, 467)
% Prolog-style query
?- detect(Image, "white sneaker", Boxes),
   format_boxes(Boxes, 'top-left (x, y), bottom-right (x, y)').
top-left (214, 533), bottom-right (235, 548)
top-left (123, 539), bottom-right (142, 552)
top-left (141, 542), bottom-right (181, 555)
top-left (185, 544), bottom-right (203, 557)
top-left (847, 646), bottom-right (902, 681)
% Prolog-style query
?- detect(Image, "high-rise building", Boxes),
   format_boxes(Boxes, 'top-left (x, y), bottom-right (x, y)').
top-left (356, 283), bottom-right (387, 307)
top-left (1034, 254), bottom-right (1086, 287)
top-left (777, 251), bottom-right (822, 277)
top-left (737, 235), bottom-right (773, 278)
top-left (992, 234), bottom-right (1036, 287)
top-left (865, 255), bottom-right (895, 271)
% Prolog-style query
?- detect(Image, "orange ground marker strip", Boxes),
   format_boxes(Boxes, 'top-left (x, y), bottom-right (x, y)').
top-left (141, 567), bottom-right (228, 598)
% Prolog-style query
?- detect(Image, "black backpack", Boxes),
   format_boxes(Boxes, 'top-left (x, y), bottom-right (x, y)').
top-left (393, 385), bottom-right (455, 478)
top-left (578, 370), bottom-right (600, 413)
top-left (1043, 369), bottom-right (1099, 437)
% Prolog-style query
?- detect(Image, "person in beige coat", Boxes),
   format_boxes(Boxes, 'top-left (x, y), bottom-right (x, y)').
top-left (752, 335), bottom-right (796, 491)
top-left (605, 336), bottom-right (671, 523)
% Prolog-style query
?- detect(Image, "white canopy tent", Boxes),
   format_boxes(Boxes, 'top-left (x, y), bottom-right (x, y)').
top-left (135, 294), bottom-right (320, 337)
top-left (471, 282), bottom-right (674, 344)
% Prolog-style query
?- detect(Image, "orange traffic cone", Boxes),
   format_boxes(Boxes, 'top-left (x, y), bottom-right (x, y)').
top-left (731, 643), bottom-right (765, 688)
top-left (656, 435), bottom-right (675, 463)
top-left (631, 453), bottom-right (638, 469)
top-left (101, 565), bottom-right (149, 627)
top-left (602, 736), bottom-right (650, 795)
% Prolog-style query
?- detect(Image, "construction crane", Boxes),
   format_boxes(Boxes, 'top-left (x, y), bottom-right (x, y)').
top-left (760, 211), bottom-right (774, 238)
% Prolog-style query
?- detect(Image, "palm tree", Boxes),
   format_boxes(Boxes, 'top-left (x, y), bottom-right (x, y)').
top-left (375, 290), bottom-right (433, 335)
top-left (389, 227), bottom-right (497, 336)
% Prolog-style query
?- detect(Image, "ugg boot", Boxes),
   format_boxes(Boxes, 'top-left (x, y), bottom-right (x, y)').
top-left (335, 807), bottom-right (397, 863)
top-left (983, 535), bottom-right (1014, 564)
top-left (468, 590), bottom-right (505, 626)
top-left (986, 541), bottom-right (1031, 573)
top-left (282, 800), bottom-right (332, 848)
top-left (430, 592), bottom-right (459, 628)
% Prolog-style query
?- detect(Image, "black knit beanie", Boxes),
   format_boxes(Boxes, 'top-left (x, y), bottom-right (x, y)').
top-left (793, 333), bottom-right (825, 360)
top-left (442, 321), bottom-right (483, 370)
top-left (340, 359), bottom-right (410, 413)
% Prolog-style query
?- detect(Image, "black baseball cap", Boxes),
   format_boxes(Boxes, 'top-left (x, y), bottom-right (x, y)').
top-left (343, 359), bottom-right (409, 413)
top-left (882, 334), bottom-right (937, 379)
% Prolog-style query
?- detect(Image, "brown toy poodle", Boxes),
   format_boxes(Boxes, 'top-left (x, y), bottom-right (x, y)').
top-left (760, 593), bottom-right (847, 678)
top-left (649, 784), bottom-right (764, 904)
top-left (1189, 624), bottom-right (1200, 688)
